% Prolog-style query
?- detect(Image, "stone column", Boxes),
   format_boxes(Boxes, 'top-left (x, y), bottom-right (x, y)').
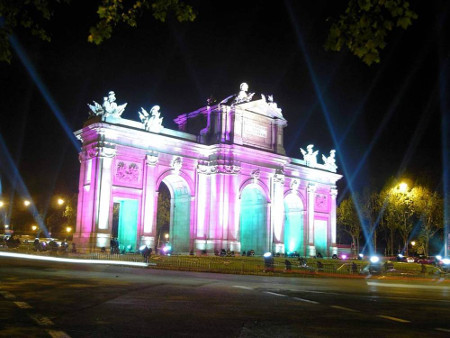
top-left (271, 170), bottom-right (285, 253)
top-left (330, 187), bottom-right (338, 255)
top-left (92, 144), bottom-right (116, 249)
top-left (140, 153), bottom-right (158, 249)
top-left (195, 161), bottom-right (214, 252)
top-left (226, 164), bottom-right (241, 253)
top-left (307, 183), bottom-right (316, 257)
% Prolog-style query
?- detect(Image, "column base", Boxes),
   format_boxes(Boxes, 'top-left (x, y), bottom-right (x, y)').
top-left (308, 245), bottom-right (316, 257)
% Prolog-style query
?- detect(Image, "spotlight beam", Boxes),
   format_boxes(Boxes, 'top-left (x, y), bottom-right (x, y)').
top-left (0, 133), bottom-right (49, 237)
top-left (285, 0), bottom-right (373, 254)
top-left (9, 34), bottom-right (80, 152)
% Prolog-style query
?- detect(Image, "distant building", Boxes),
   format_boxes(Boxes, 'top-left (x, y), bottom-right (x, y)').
top-left (73, 84), bottom-right (342, 256)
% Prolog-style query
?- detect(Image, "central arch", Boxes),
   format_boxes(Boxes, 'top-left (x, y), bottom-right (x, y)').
top-left (158, 174), bottom-right (191, 254)
top-left (239, 184), bottom-right (268, 255)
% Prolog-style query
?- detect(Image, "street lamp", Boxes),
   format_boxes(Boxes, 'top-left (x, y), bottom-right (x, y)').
top-left (31, 225), bottom-right (37, 231)
top-left (24, 200), bottom-right (31, 207)
top-left (164, 233), bottom-right (169, 241)
top-left (399, 182), bottom-right (408, 193)
top-left (66, 227), bottom-right (72, 233)
top-left (57, 198), bottom-right (65, 206)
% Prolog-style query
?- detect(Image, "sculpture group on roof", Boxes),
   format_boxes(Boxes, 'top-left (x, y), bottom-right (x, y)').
top-left (300, 145), bottom-right (337, 173)
top-left (88, 91), bottom-right (127, 118)
top-left (233, 82), bottom-right (255, 104)
top-left (139, 105), bottom-right (164, 133)
top-left (86, 89), bottom-right (336, 173)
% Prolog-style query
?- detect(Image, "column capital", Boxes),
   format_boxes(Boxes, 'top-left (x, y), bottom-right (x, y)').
top-left (330, 187), bottom-right (338, 198)
top-left (88, 144), bottom-right (116, 159)
top-left (307, 183), bottom-right (316, 193)
top-left (197, 160), bottom-right (218, 175)
top-left (146, 152), bottom-right (159, 166)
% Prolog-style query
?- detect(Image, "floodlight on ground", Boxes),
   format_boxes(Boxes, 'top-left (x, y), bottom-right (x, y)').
top-left (263, 252), bottom-right (272, 258)
top-left (436, 255), bottom-right (442, 260)
top-left (442, 258), bottom-right (450, 265)
top-left (370, 256), bottom-right (380, 264)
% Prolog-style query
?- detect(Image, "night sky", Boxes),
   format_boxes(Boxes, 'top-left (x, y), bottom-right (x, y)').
top-left (0, 0), bottom-right (449, 206)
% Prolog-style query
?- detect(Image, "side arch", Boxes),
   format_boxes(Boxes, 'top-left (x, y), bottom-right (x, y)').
top-left (283, 193), bottom-right (305, 256)
top-left (155, 171), bottom-right (192, 254)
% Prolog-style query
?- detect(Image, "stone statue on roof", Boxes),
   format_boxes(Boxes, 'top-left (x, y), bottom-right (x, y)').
top-left (139, 105), bottom-right (164, 133)
top-left (300, 144), bottom-right (318, 167)
top-left (322, 149), bottom-right (337, 172)
top-left (88, 91), bottom-right (127, 118)
top-left (234, 82), bottom-right (255, 104)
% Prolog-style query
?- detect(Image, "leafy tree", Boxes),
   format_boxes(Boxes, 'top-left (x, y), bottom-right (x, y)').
top-left (88, 0), bottom-right (196, 45)
top-left (0, 0), bottom-right (196, 63)
top-left (360, 189), bottom-right (380, 252)
top-left (325, 0), bottom-right (418, 65)
top-left (62, 193), bottom-right (77, 229)
top-left (414, 186), bottom-right (443, 256)
top-left (337, 195), bottom-right (361, 253)
top-left (0, 0), bottom-right (66, 63)
top-left (379, 182), bottom-right (400, 256)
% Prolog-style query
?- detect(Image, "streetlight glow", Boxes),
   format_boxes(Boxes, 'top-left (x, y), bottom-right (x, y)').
top-left (66, 227), bottom-right (72, 233)
top-left (399, 182), bottom-right (408, 193)
top-left (0, 201), bottom-right (4, 208)
top-left (31, 225), bottom-right (37, 231)
top-left (24, 200), bottom-right (31, 207)
top-left (57, 198), bottom-right (65, 206)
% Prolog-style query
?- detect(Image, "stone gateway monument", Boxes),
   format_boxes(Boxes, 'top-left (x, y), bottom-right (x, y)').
top-left (73, 83), bottom-right (342, 256)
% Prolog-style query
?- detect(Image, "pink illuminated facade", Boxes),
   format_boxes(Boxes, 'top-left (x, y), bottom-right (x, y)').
top-left (74, 84), bottom-right (342, 256)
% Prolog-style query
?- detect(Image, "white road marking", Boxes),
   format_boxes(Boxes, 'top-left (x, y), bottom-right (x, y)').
top-left (377, 315), bottom-right (410, 323)
top-left (264, 291), bottom-right (287, 297)
top-left (47, 330), bottom-right (71, 338)
top-left (293, 297), bottom-right (319, 304)
top-left (232, 285), bottom-right (253, 290)
top-left (14, 301), bottom-right (32, 309)
top-left (435, 328), bottom-right (450, 333)
top-left (0, 290), bottom-right (16, 299)
top-left (330, 305), bottom-right (359, 312)
top-left (305, 290), bottom-right (327, 294)
top-left (29, 314), bottom-right (54, 326)
top-left (367, 281), bottom-right (449, 290)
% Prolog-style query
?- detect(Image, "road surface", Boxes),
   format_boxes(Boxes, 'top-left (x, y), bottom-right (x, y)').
top-left (0, 257), bottom-right (449, 337)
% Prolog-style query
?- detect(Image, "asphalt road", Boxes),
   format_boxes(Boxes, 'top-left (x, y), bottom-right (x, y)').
top-left (0, 257), bottom-right (449, 338)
